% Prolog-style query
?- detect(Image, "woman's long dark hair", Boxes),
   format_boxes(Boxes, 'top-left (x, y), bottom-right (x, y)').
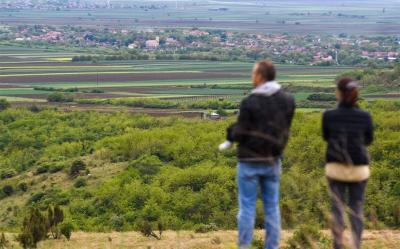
top-left (337, 77), bottom-right (359, 107)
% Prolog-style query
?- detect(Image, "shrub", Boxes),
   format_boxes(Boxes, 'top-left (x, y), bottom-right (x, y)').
top-left (216, 107), bottom-right (228, 117)
top-left (28, 105), bottom-right (41, 113)
top-left (0, 170), bottom-right (16, 179)
top-left (74, 177), bottom-right (87, 188)
top-left (35, 165), bottom-right (49, 175)
top-left (194, 223), bottom-right (218, 233)
top-left (211, 236), bottom-right (222, 245)
top-left (69, 159), bottom-right (86, 177)
top-left (0, 232), bottom-right (9, 249)
top-left (18, 182), bottom-right (28, 192)
top-left (47, 92), bottom-right (74, 103)
top-left (138, 220), bottom-right (163, 240)
top-left (306, 93), bottom-right (337, 102)
top-left (129, 155), bottom-right (163, 177)
top-left (2, 185), bottom-right (14, 196)
top-left (251, 236), bottom-right (264, 249)
top-left (0, 99), bottom-right (10, 111)
top-left (28, 192), bottom-right (45, 204)
top-left (60, 222), bottom-right (73, 240)
top-left (284, 224), bottom-right (331, 249)
top-left (49, 164), bottom-right (64, 173)
top-left (110, 215), bottom-right (125, 231)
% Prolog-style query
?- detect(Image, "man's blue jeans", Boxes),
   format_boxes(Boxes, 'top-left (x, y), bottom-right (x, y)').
top-left (237, 161), bottom-right (281, 249)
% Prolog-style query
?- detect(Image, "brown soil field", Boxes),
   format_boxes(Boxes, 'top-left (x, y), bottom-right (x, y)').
top-left (0, 84), bottom-right (29, 88)
top-left (6, 93), bottom-right (48, 99)
top-left (7, 93), bottom-right (133, 100)
top-left (0, 72), bottom-right (244, 84)
top-left (11, 103), bottom-right (205, 118)
top-left (93, 86), bottom-right (184, 94)
top-left (365, 93), bottom-right (400, 98)
top-left (1, 230), bottom-right (399, 249)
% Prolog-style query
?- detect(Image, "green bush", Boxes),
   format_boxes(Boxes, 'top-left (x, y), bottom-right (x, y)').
top-left (307, 93), bottom-right (337, 102)
top-left (74, 177), bottom-right (87, 188)
top-left (110, 215), bottom-right (125, 231)
top-left (2, 185), bottom-right (14, 196)
top-left (49, 164), bottom-right (64, 173)
top-left (138, 220), bottom-right (163, 240)
top-left (251, 236), bottom-right (264, 249)
top-left (194, 223), bottom-right (218, 233)
top-left (28, 192), bottom-right (45, 204)
top-left (35, 165), bottom-right (49, 175)
top-left (0, 170), bottom-right (16, 180)
top-left (0, 99), bottom-right (10, 111)
top-left (18, 182), bottom-right (28, 192)
top-left (284, 224), bottom-right (331, 249)
top-left (60, 222), bottom-right (73, 240)
top-left (69, 160), bottom-right (86, 177)
top-left (47, 92), bottom-right (74, 103)
top-left (129, 154), bottom-right (163, 177)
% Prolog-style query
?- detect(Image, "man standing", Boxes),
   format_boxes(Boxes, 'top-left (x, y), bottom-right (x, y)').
top-left (220, 61), bottom-right (295, 249)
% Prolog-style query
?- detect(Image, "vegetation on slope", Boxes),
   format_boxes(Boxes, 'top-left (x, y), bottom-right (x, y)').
top-left (0, 101), bottom-right (399, 233)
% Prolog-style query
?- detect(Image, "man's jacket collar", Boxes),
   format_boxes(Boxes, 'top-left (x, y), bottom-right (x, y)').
top-left (251, 81), bottom-right (282, 96)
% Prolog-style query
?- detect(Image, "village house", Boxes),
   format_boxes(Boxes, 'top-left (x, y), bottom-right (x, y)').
top-left (128, 43), bottom-right (138, 49)
top-left (145, 37), bottom-right (159, 49)
top-left (165, 37), bottom-right (179, 46)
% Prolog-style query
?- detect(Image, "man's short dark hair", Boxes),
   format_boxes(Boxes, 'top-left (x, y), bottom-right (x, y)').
top-left (256, 60), bottom-right (276, 81)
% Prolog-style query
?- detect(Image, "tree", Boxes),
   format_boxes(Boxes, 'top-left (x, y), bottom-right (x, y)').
top-left (47, 205), bottom-right (64, 239)
top-left (17, 208), bottom-right (47, 249)
top-left (0, 99), bottom-right (10, 111)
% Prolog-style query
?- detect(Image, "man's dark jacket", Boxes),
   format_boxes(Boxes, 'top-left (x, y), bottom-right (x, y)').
top-left (227, 86), bottom-right (295, 163)
top-left (322, 104), bottom-right (373, 165)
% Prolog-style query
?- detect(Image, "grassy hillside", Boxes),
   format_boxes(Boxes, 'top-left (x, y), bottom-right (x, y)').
top-left (0, 101), bottom-right (399, 235)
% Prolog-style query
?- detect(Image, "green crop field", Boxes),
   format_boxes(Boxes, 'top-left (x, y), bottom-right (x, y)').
top-left (0, 48), bottom-right (398, 106)
top-left (0, 48), bottom-right (356, 103)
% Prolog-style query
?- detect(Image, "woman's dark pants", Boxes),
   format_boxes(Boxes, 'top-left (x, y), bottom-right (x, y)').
top-left (328, 179), bottom-right (367, 249)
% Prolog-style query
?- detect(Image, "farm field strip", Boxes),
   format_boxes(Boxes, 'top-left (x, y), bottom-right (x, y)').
top-left (0, 89), bottom-right (48, 95)
top-left (19, 78), bottom-right (250, 88)
top-left (0, 56), bottom-right (351, 102)
top-left (0, 79), bottom-right (334, 89)
top-left (0, 96), bottom-right (46, 102)
top-left (0, 70), bottom-right (204, 77)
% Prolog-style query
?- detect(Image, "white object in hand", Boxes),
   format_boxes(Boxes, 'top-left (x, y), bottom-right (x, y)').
top-left (218, 141), bottom-right (232, 151)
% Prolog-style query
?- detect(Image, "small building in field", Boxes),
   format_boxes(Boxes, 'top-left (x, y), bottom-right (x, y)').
top-left (202, 112), bottom-right (221, 120)
top-left (145, 37), bottom-right (160, 49)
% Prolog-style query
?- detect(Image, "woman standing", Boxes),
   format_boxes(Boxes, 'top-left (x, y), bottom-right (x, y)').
top-left (322, 77), bottom-right (374, 249)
